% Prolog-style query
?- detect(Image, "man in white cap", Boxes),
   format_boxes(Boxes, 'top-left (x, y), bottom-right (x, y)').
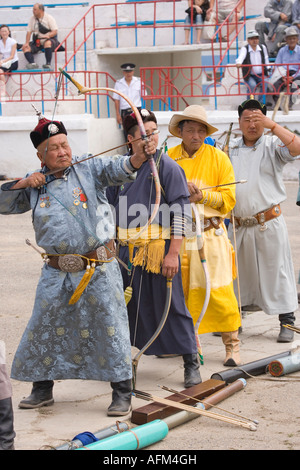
top-left (271, 26), bottom-right (300, 109)
top-left (167, 105), bottom-right (242, 367)
top-left (113, 63), bottom-right (145, 140)
top-left (236, 30), bottom-right (271, 103)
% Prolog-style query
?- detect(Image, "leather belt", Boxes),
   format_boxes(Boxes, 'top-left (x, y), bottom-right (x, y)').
top-left (232, 204), bottom-right (281, 228)
top-left (47, 240), bottom-right (115, 272)
top-left (203, 216), bottom-right (222, 232)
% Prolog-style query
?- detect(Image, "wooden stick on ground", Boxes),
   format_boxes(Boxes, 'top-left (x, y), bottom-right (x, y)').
top-left (133, 390), bottom-right (257, 431)
top-left (159, 385), bottom-right (259, 425)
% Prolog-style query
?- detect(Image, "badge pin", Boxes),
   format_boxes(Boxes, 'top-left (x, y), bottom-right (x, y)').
top-left (215, 228), bottom-right (224, 236)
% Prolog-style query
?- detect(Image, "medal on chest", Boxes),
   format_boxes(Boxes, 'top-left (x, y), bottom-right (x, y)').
top-left (39, 195), bottom-right (50, 208)
top-left (72, 187), bottom-right (88, 209)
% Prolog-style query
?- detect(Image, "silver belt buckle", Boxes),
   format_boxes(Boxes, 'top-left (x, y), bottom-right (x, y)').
top-left (96, 246), bottom-right (108, 262)
top-left (202, 219), bottom-right (211, 230)
top-left (239, 216), bottom-right (258, 227)
top-left (58, 254), bottom-right (85, 272)
top-left (257, 213), bottom-right (268, 231)
top-left (215, 227), bottom-right (224, 236)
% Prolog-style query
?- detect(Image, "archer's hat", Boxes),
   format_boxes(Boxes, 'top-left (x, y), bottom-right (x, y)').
top-left (168, 105), bottom-right (218, 138)
top-left (238, 98), bottom-right (267, 117)
top-left (123, 109), bottom-right (157, 135)
top-left (121, 63), bottom-right (136, 71)
top-left (30, 118), bottom-right (68, 148)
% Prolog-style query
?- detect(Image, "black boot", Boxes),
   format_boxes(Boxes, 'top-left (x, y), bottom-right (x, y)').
top-left (0, 397), bottom-right (15, 450)
top-left (182, 354), bottom-right (202, 388)
top-left (18, 380), bottom-right (54, 409)
top-left (277, 313), bottom-right (295, 343)
top-left (107, 379), bottom-right (132, 416)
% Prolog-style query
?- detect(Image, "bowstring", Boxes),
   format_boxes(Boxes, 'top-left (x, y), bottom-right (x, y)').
top-left (36, 70), bottom-right (64, 167)
top-left (45, 183), bottom-right (126, 268)
top-left (132, 139), bottom-right (165, 347)
top-left (35, 72), bottom-right (121, 264)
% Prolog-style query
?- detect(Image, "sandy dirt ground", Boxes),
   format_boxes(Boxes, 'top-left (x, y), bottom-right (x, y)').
top-left (0, 180), bottom-right (299, 454)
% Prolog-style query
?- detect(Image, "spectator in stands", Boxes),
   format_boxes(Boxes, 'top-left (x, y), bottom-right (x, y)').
top-left (292, 0), bottom-right (300, 34)
top-left (235, 30), bottom-right (270, 103)
top-left (270, 26), bottom-right (300, 108)
top-left (184, 0), bottom-right (209, 44)
top-left (113, 63), bottom-right (145, 141)
top-left (22, 3), bottom-right (59, 70)
top-left (0, 25), bottom-right (18, 100)
top-left (208, 0), bottom-right (245, 39)
top-left (255, 0), bottom-right (293, 58)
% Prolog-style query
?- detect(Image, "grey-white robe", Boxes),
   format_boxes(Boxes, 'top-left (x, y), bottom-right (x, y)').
top-left (228, 134), bottom-right (298, 315)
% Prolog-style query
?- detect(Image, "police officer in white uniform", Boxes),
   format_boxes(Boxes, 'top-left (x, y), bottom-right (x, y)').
top-left (113, 63), bottom-right (144, 140)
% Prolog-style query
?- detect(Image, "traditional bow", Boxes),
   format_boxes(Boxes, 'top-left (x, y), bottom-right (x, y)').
top-left (132, 277), bottom-right (172, 388)
top-left (223, 123), bottom-right (242, 320)
top-left (59, 69), bottom-right (171, 386)
top-left (191, 202), bottom-right (210, 364)
top-left (58, 68), bottom-right (161, 241)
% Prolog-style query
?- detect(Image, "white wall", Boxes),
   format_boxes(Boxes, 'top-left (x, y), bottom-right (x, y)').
top-left (1, 110), bottom-right (300, 180)
top-left (0, 114), bottom-right (123, 178)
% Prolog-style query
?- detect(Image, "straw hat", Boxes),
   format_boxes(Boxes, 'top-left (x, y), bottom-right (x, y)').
top-left (168, 105), bottom-right (218, 138)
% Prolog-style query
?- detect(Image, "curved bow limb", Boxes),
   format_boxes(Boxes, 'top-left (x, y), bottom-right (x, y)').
top-left (132, 277), bottom-right (173, 389)
top-left (59, 69), bottom-right (164, 384)
top-left (59, 68), bottom-right (161, 241)
top-left (191, 202), bottom-right (211, 364)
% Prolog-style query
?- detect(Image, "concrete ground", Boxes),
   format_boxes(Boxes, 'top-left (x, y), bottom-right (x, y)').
top-left (0, 181), bottom-right (299, 452)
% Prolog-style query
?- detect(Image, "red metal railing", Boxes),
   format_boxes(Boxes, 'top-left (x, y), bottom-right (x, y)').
top-left (0, 70), bottom-right (117, 118)
top-left (212, 0), bottom-right (246, 67)
top-left (140, 63), bottom-right (300, 110)
top-left (2, 64), bottom-right (300, 115)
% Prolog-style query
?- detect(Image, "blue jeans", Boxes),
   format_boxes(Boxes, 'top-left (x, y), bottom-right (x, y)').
top-left (245, 74), bottom-right (264, 102)
top-left (184, 14), bottom-right (203, 29)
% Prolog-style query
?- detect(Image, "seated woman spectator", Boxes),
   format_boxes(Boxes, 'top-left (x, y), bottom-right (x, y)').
top-left (0, 25), bottom-right (18, 100)
top-left (184, 0), bottom-right (210, 44)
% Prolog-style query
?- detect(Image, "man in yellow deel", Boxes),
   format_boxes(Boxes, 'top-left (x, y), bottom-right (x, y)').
top-left (167, 105), bottom-right (241, 366)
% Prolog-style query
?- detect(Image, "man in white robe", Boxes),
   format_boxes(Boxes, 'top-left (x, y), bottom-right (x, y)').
top-left (228, 98), bottom-right (299, 342)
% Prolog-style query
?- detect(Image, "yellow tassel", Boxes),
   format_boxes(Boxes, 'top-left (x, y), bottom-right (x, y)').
top-left (69, 262), bottom-right (95, 305)
top-left (128, 243), bottom-right (135, 267)
top-left (133, 240), bottom-right (165, 274)
top-left (124, 286), bottom-right (133, 305)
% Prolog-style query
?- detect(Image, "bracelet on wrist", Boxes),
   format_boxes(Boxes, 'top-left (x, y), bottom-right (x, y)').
top-left (270, 124), bottom-right (277, 133)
